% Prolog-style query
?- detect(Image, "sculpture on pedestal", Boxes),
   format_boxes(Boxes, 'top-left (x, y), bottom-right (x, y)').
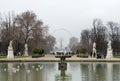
top-left (106, 41), bottom-right (113, 59)
top-left (7, 40), bottom-right (14, 59)
top-left (24, 43), bottom-right (29, 56)
top-left (92, 42), bottom-right (97, 58)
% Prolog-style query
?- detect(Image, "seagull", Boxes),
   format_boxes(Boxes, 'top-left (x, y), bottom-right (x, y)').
top-left (27, 70), bottom-right (30, 73)
top-left (32, 65), bottom-right (35, 69)
top-left (36, 68), bottom-right (39, 71)
top-left (4, 68), bottom-right (7, 71)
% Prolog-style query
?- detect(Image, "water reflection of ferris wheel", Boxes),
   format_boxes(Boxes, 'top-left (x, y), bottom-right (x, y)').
top-left (51, 28), bottom-right (72, 51)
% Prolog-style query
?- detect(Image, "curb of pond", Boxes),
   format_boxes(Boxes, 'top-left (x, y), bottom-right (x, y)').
top-left (0, 59), bottom-right (120, 62)
top-left (66, 59), bottom-right (120, 62)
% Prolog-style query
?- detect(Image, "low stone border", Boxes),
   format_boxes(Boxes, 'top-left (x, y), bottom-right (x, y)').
top-left (0, 58), bottom-right (120, 62)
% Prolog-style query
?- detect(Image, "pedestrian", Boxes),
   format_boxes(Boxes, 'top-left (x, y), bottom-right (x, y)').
top-left (93, 52), bottom-right (96, 58)
top-left (101, 53), bottom-right (104, 59)
top-left (90, 52), bottom-right (92, 57)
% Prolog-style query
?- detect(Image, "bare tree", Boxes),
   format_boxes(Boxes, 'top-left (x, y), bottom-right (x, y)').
top-left (80, 29), bottom-right (91, 52)
top-left (91, 19), bottom-right (107, 53)
top-left (45, 35), bottom-right (56, 52)
top-left (107, 21), bottom-right (120, 54)
top-left (15, 11), bottom-right (37, 44)
top-left (0, 11), bottom-right (56, 54)
top-left (0, 12), bottom-right (16, 54)
top-left (1, 12), bottom-right (16, 42)
top-left (68, 37), bottom-right (79, 52)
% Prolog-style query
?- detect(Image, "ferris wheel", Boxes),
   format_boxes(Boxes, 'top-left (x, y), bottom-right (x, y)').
top-left (51, 28), bottom-right (73, 51)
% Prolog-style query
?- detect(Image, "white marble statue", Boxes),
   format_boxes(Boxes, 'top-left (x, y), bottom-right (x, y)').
top-left (107, 41), bottom-right (112, 49)
top-left (93, 42), bottom-right (96, 48)
top-left (9, 40), bottom-right (13, 47)
top-left (7, 40), bottom-right (14, 59)
top-left (24, 43), bottom-right (28, 56)
top-left (92, 42), bottom-right (97, 58)
top-left (106, 40), bottom-right (113, 59)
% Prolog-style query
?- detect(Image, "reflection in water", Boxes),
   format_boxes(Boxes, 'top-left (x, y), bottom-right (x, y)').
top-left (0, 62), bottom-right (119, 81)
top-left (107, 63), bottom-right (113, 81)
top-left (55, 69), bottom-right (72, 81)
top-left (80, 63), bottom-right (107, 81)
top-left (112, 64), bottom-right (120, 80)
top-left (7, 63), bottom-right (13, 81)
top-left (80, 62), bottom-right (120, 81)
top-left (69, 63), bottom-right (81, 81)
top-left (55, 62), bottom-right (72, 81)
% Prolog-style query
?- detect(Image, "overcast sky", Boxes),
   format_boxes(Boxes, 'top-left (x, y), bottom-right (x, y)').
top-left (0, 0), bottom-right (120, 48)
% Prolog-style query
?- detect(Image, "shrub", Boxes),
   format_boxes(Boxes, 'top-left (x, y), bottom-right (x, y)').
top-left (39, 49), bottom-right (44, 54)
top-left (77, 48), bottom-right (87, 54)
top-left (32, 48), bottom-right (44, 55)
top-left (32, 48), bottom-right (39, 54)
top-left (77, 54), bottom-right (88, 58)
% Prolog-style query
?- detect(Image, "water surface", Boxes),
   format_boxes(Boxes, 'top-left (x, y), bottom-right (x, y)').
top-left (0, 62), bottom-right (120, 81)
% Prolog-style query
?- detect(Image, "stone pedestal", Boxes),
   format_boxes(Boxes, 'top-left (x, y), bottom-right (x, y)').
top-left (106, 48), bottom-right (113, 59)
top-left (7, 41), bottom-right (14, 59)
top-left (24, 44), bottom-right (28, 56)
top-left (106, 41), bottom-right (113, 59)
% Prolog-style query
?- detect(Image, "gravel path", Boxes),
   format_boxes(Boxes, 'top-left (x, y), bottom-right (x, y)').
top-left (0, 54), bottom-right (120, 62)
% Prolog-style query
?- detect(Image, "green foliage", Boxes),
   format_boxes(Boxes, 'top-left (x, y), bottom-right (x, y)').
top-left (0, 56), bottom-right (6, 58)
top-left (32, 48), bottom-right (44, 55)
top-left (77, 54), bottom-right (88, 58)
top-left (77, 48), bottom-right (87, 54)
top-left (15, 56), bottom-right (28, 58)
top-left (114, 56), bottom-right (120, 58)
top-left (32, 48), bottom-right (39, 54)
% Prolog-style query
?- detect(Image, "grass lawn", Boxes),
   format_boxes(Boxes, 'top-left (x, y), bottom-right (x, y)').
top-left (0, 55), bottom-right (29, 58)
top-left (114, 56), bottom-right (120, 58)
top-left (0, 56), bottom-right (6, 58)
top-left (15, 56), bottom-right (29, 58)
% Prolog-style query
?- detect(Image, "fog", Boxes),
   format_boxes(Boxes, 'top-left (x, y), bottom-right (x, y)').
top-left (0, 0), bottom-right (120, 48)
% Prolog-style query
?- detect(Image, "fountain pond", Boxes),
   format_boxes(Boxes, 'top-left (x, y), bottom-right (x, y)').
top-left (0, 62), bottom-right (120, 81)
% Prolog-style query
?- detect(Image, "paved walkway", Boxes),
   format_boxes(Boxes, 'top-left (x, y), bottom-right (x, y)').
top-left (0, 54), bottom-right (120, 62)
